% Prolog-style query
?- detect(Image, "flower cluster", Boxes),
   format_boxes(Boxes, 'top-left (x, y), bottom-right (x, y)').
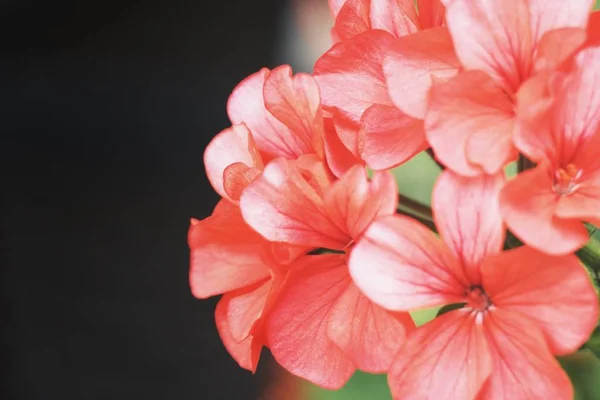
top-left (189, 1), bottom-right (600, 398)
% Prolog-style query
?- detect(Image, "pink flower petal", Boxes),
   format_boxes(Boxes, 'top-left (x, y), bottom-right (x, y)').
top-left (368, 0), bottom-right (419, 37)
top-left (240, 157), bottom-right (349, 249)
top-left (383, 27), bottom-right (460, 119)
top-left (587, 10), bottom-right (600, 46)
top-left (358, 104), bottom-right (427, 170)
top-left (478, 309), bottom-right (574, 400)
top-left (225, 279), bottom-right (271, 343)
top-left (433, 171), bottom-right (505, 284)
top-left (188, 201), bottom-right (270, 299)
top-left (204, 124), bottom-right (264, 202)
top-left (533, 28), bottom-right (587, 73)
top-left (499, 165), bottom-right (589, 255)
top-left (314, 30), bottom-right (396, 123)
top-left (482, 246), bottom-right (599, 355)
top-left (324, 166), bottom-right (397, 241)
top-left (323, 114), bottom-right (363, 178)
top-left (227, 67), bottom-right (317, 159)
top-left (388, 310), bottom-right (492, 400)
top-left (417, 0), bottom-right (445, 29)
top-left (215, 296), bottom-right (263, 372)
top-left (349, 214), bottom-right (467, 311)
top-left (426, 71), bottom-right (517, 176)
top-left (555, 171), bottom-right (600, 222)
top-left (266, 255), bottom-right (356, 389)
top-left (327, 282), bottom-right (415, 373)
top-left (263, 65), bottom-right (325, 160)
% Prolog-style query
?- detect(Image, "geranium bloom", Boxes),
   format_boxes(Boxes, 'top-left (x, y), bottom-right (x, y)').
top-left (500, 47), bottom-right (600, 255)
top-left (314, 1), bottom-right (451, 172)
top-left (349, 171), bottom-right (598, 399)
top-left (240, 160), bottom-right (415, 389)
top-left (189, 65), bottom-right (327, 371)
top-left (424, 0), bottom-right (594, 176)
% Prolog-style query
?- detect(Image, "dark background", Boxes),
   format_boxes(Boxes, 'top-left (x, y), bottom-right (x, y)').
top-left (1, 0), bottom-right (288, 398)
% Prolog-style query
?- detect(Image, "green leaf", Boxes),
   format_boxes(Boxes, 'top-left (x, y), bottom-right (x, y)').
top-left (596, 0), bottom-right (600, 10)
top-left (559, 350), bottom-right (600, 400)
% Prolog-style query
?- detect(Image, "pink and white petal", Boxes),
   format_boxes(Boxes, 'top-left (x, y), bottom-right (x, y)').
top-left (263, 65), bottom-right (324, 159)
top-left (359, 104), bottom-right (427, 170)
top-left (499, 166), bottom-right (589, 255)
top-left (383, 27), bottom-right (460, 119)
top-left (323, 116), bottom-right (363, 178)
top-left (432, 171), bottom-right (505, 285)
top-left (426, 71), bottom-right (516, 176)
top-left (227, 68), bottom-right (305, 159)
top-left (266, 255), bottom-right (356, 389)
top-left (225, 279), bottom-right (272, 343)
top-left (551, 48), bottom-right (600, 165)
top-left (478, 309), bottom-right (573, 400)
top-left (189, 201), bottom-right (271, 299)
top-left (324, 166), bottom-right (397, 240)
top-left (349, 214), bottom-right (468, 311)
top-left (204, 124), bottom-right (264, 201)
top-left (417, 0), bottom-right (445, 29)
top-left (215, 296), bottom-right (263, 372)
top-left (442, 0), bottom-right (533, 93)
top-left (314, 30), bottom-right (397, 123)
top-left (369, 0), bottom-right (420, 37)
top-left (327, 282), bottom-right (415, 373)
top-left (240, 157), bottom-right (348, 249)
top-left (533, 28), bottom-right (587, 73)
top-left (482, 246), bottom-right (599, 355)
top-left (527, 0), bottom-right (593, 45)
top-left (388, 309), bottom-right (492, 400)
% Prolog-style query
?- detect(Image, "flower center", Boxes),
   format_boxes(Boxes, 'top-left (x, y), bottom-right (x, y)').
top-left (465, 285), bottom-right (491, 312)
top-left (553, 163), bottom-right (582, 195)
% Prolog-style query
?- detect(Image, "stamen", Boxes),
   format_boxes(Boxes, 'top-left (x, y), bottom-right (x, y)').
top-left (553, 163), bottom-right (582, 195)
top-left (465, 285), bottom-right (491, 312)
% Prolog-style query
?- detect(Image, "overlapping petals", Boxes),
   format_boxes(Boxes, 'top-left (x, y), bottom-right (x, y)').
top-left (502, 47), bottom-right (600, 254)
top-left (191, 2), bottom-right (600, 398)
top-left (350, 170), bottom-right (598, 399)
top-left (425, 0), bottom-right (594, 175)
top-left (242, 161), bottom-right (414, 387)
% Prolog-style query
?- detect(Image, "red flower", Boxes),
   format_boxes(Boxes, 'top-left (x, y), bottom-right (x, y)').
top-left (190, 65), bottom-right (327, 371)
top-left (240, 160), bottom-right (415, 389)
top-left (500, 47), bottom-right (600, 255)
top-left (425, 0), bottom-right (593, 176)
top-left (315, 1), bottom-right (450, 172)
top-left (349, 171), bottom-right (598, 399)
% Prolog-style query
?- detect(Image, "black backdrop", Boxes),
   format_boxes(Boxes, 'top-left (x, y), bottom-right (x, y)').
top-left (2, 0), bottom-right (286, 398)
